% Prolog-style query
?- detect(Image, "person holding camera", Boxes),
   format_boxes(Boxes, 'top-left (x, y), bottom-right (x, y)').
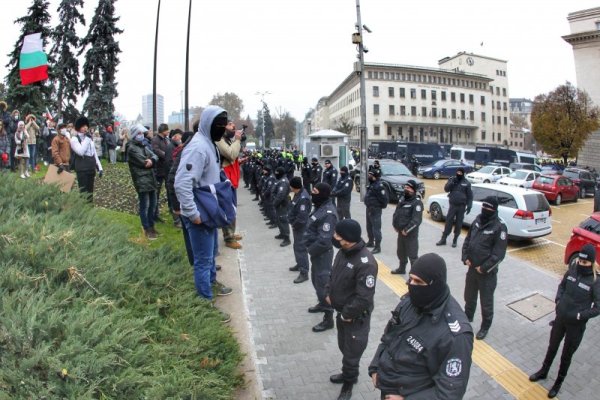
top-left (51, 123), bottom-right (71, 173)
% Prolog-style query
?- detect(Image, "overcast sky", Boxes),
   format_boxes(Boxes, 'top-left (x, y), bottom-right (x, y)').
top-left (0, 0), bottom-right (598, 123)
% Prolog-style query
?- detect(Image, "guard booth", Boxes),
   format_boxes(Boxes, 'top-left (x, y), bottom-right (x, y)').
top-left (304, 129), bottom-right (350, 170)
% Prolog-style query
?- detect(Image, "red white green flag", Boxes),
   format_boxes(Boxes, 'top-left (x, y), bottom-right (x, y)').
top-left (19, 33), bottom-right (48, 86)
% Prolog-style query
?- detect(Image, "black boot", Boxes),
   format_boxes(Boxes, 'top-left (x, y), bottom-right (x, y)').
top-left (308, 304), bottom-right (327, 313)
top-left (452, 236), bottom-right (458, 248)
top-left (372, 245), bottom-right (381, 254)
top-left (436, 236), bottom-right (447, 246)
top-left (337, 381), bottom-right (354, 400)
top-left (529, 365), bottom-right (549, 382)
top-left (548, 375), bottom-right (565, 398)
top-left (289, 265), bottom-right (300, 272)
top-left (330, 373), bottom-right (357, 384)
top-left (280, 237), bottom-right (291, 247)
top-left (274, 234), bottom-right (285, 239)
top-left (392, 265), bottom-right (406, 274)
top-left (365, 241), bottom-right (374, 248)
top-left (312, 311), bottom-right (334, 332)
top-left (294, 272), bottom-right (308, 284)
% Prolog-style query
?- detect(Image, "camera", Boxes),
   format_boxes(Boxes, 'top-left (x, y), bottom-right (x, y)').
top-left (241, 124), bottom-right (248, 141)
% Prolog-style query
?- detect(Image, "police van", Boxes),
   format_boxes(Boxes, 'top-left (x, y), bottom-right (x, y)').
top-left (450, 147), bottom-right (476, 167)
top-left (474, 147), bottom-right (537, 169)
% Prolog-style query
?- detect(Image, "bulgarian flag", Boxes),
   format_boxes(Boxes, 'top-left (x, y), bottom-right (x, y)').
top-left (19, 33), bottom-right (48, 86)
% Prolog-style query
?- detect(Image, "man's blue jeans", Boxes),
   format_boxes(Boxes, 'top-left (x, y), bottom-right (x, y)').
top-left (182, 216), bottom-right (217, 300)
top-left (138, 190), bottom-right (157, 230)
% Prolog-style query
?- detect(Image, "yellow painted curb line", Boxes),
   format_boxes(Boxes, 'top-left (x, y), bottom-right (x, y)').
top-left (376, 260), bottom-right (552, 399)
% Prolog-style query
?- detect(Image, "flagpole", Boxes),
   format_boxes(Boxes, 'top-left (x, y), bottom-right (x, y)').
top-left (153, 0), bottom-right (161, 131)
top-left (184, 0), bottom-right (192, 132)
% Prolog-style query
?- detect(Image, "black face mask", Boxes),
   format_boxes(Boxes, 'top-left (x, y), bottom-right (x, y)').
top-left (408, 279), bottom-right (448, 310)
top-left (456, 173), bottom-right (463, 180)
top-left (311, 192), bottom-right (328, 207)
top-left (210, 115), bottom-right (228, 142)
top-left (312, 162), bottom-right (317, 166)
top-left (577, 263), bottom-right (594, 276)
top-left (404, 190), bottom-right (414, 199)
top-left (481, 208), bottom-right (496, 221)
top-left (274, 171), bottom-right (284, 179)
top-left (332, 237), bottom-right (342, 249)
top-left (340, 172), bottom-right (346, 178)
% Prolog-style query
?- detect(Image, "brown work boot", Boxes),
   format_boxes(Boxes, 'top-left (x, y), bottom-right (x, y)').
top-left (233, 233), bottom-right (243, 241)
top-left (144, 228), bottom-right (157, 241)
top-left (225, 241), bottom-right (242, 250)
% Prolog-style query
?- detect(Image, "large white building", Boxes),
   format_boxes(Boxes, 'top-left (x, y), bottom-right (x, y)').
top-left (320, 52), bottom-right (511, 148)
top-left (563, 7), bottom-right (600, 169)
top-left (141, 94), bottom-right (164, 128)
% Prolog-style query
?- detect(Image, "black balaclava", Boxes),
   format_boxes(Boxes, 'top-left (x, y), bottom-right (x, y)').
top-left (404, 179), bottom-right (418, 199)
top-left (480, 196), bottom-right (498, 223)
top-left (274, 167), bottom-right (285, 179)
top-left (578, 244), bottom-right (596, 276)
top-left (456, 167), bottom-right (465, 180)
top-left (312, 182), bottom-right (331, 208)
top-left (210, 112), bottom-right (228, 142)
top-left (340, 166), bottom-right (348, 177)
top-left (408, 253), bottom-right (450, 311)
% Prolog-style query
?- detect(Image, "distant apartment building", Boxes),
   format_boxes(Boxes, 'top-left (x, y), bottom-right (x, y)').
top-left (141, 94), bottom-right (164, 128)
top-left (563, 7), bottom-right (600, 169)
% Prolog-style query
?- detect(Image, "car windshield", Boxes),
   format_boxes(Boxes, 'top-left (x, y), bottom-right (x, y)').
top-left (523, 193), bottom-right (550, 212)
top-left (536, 176), bottom-right (555, 185)
top-left (580, 217), bottom-right (600, 235)
top-left (380, 163), bottom-right (412, 176)
top-left (433, 160), bottom-right (446, 167)
top-left (478, 166), bottom-right (495, 174)
top-left (562, 170), bottom-right (578, 179)
top-left (509, 171), bottom-right (528, 180)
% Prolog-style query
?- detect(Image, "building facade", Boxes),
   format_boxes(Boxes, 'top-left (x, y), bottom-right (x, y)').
top-left (322, 52), bottom-right (511, 148)
top-left (141, 94), bottom-right (165, 128)
top-left (563, 7), bottom-right (600, 169)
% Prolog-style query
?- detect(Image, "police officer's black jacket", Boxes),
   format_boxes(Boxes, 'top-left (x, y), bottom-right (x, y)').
top-left (322, 166), bottom-right (338, 189)
top-left (261, 174), bottom-right (276, 202)
top-left (288, 188), bottom-right (311, 230)
top-left (461, 213), bottom-right (508, 274)
top-left (555, 259), bottom-right (600, 324)
top-left (332, 174), bottom-right (353, 202)
top-left (392, 194), bottom-right (423, 235)
top-left (444, 176), bottom-right (473, 208)
top-left (273, 177), bottom-right (290, 209)
top-left (311, 163), bottom-right (323, 184)
top-left (368, 293), bottom-right (473, 399)
top-left (326, 240), bottom-right (377, 319)
top-left (365, 179), bottom-right (388, 209)
top-left (304, 199), bottom-right (337, 258)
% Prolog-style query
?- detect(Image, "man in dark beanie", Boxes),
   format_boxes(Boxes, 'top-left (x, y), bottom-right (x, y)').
top-left (369, 253), bottom-right (473, 399)
top-left (304, 182), bottom-right (338, 332)
top-left (462, 196), bottom-right (507, 340)
top-left (331, 165), bottom-right (354, 220)
top-left (437, 166), bottom-right (473, 247)
top-left (310, 156), bottom-right (323, 187)
top-left (364, 168), bottom-right (388, 254)
top-left (70, 116), bottom-right (103, 202)
top-left (273, 166), bottom-right (291, 247)
top-left (392, 179), bottom-right (423, 274)
top-left (288, 176), bottom-right (311, 283)
top-left (325, 219), bottom-right (377, 400)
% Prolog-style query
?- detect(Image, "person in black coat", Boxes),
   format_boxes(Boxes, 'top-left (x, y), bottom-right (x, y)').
top-left (301, 158), bottom-right (312, 191)
top-left (391, 179), bottom-right (423, 275)
top-left (288, 177), bottom-right (312, 283)
top-left (310, 157), bottom-right (323, 187)
top-left (364, 168), bottom-right (389, 254)
top-left (437, 167), bottom-right (473, 247)
top-left (331, 166), bottom-right (353, 219)
top-left (529, 244), bottom-right (600, 398)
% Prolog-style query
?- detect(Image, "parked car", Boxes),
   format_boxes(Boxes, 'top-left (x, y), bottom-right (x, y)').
top-left (564, 212), bottom-right (600, 265)
top-left (532, 174), bottom-right (579, 205)
top-left (540, 165), bottom-right (563, 175)
top-left (353, 159), bottom-right (425, 202)
top-left (466, 165), bottom-right (511, 184)
top-left (426, 183), bottom-right (552, 240)
top-left (497, 169), bottom-right (541, 189)
top-left (561, 167), bottom-right (596, 198)
top-left (509, 162), bottom-right (541, 172)
top-left (418, 159), bottom-right (473, 179)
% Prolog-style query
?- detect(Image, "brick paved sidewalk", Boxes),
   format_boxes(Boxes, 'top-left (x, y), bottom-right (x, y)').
top-left (235, 188), bottom-right (600, 400)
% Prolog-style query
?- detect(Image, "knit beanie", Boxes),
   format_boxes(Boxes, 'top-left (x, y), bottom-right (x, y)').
top-left (290, 177), bottom-right (303, 189)
top-left (481, 196), bottom-right (498, 211)
top-left (411, 253), bottom-right (447, 285)
top-left (75, 116), bottom-right (90, 131)
top-left (579, 244), bottom-right (596, 263)
top-left (335, 219), bottom-right (362, 243)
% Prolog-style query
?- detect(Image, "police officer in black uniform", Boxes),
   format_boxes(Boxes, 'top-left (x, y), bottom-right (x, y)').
top-left (322, 159), bottom-right (338, 193)
top-left (332, 166), bottom-right (353, 220)
top-left (288, 177), bottom-right (311, 283)
top-left (369, 253), bottom-right (473, 400)
top-left (364, 168), bottom-right (389, 254)
top-left (437, 167), bottom-right (473, 247)
top-left (284, 154), bottom-right (295, 181)
top-left (261, 165), bottom-right (277, 228)
top-left (310, 157), bottom-right (323, 187)
top-left (273, 167), bottom-right (291, 247)
top-left (461, 196), bottom-right (507, 340)
top-left (301, 157), bottom-right (312, 191)
top-left (304, 182), bottom-right (338, 332)
top-left (326, 219), bottom-right (378, 400)
top-left (391, 179), bottom-right (423, 275)
top-left (529, 244), bottom-right (600, 398)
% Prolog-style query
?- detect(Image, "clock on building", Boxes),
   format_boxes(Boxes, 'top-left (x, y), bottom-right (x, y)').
top-left (466, 57), bottom-right (474, 66)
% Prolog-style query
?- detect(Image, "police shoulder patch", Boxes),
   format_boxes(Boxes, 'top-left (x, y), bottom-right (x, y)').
top-left (446, 358), bottom-right (463, 377)
top-left (300, 205), bottom-right (306, 211)
top-left (345, 183), bottom-right (350, 187)
top-left (416, 205), bottom-right (422, 212)
top-left (366, 275), bottom-right (375, 288)
top-left (500, 231), bottom-right (507, 240)
top-left (381, 189), bottom-right (386, 195)
top-left (323, 223), bottom-right (331, 232)
top-left (361, 256), bottom-right (369, 263)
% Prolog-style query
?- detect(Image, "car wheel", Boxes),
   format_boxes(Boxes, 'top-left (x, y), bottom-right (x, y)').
top-left (433, 171), bottom-right (440, 180)
top-left (484, 179), bottom-right (490, 184)
top-left (555, 194), bottom-right (562, 205)
top-left (580, 187), bottom-right (586, 198)
top-left (430, 202), bottom-right (444, 222)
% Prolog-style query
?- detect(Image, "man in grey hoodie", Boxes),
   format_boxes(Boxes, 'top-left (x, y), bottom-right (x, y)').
top-left (175, 106), bottom-right (229, 312)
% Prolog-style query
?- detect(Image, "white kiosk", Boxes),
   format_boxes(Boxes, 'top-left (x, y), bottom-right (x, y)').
top-left (304, 129), bottom-right (352, 170)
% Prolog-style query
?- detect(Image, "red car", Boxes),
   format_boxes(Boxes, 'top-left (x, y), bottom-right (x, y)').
top-left (532, 174), bottom-right (579, 205)
top-left (564, 212), bottom-right (600, 265)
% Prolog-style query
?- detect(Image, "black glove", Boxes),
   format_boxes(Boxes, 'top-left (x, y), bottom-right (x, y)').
top-left (98, 170), bottom-right (104, 178)
top-left (57, 165), bottom-right (64, 174)
top-left (466, 207), bottom-right (471, 215)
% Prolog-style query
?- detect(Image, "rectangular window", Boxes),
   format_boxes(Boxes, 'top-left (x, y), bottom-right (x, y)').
top-left (374, 104), bottom-right (380, 115)
top-left (432, 108), bottom-right (437, 117)
top-left (451, 92), bottom-right (456, 102)
top-left (502, 88), bottom-right (507, 97)
top-left (496, 87), bottom-right (500, 96)
top-left (498, 133), bottom-right (501, 142)
top-left (421, 89), bottom-right (427, 99)
top-left (451, 109), bottom-right (457, 119)
top-left (496, 101), bottom-right (501, 109)
top-left (460, 110), bottom-right (466, 120)
top-left (400, 105), bottom-right (406, 116)
top-left (374, 126), bottom-right (380, 135)
top-left (503, 102), bottom-right (507, 111)
top-left (492, 101), bottom-right (495, 110)
top-left (469, 94), bottom-right (474, 104)
top-left (480, 96), bottom-right (485, 105)
top-left (399, 87), bottom-right (405, 98)
top-left (441, 91), bottom-right (447, 101)
top-left (460, 93), bottom-right (465, 103)
top-left (470, 111), bottom-right (474, 120)
top-left (368, 71), bottom-right (373, 79)
top-left (411, 106), bottom-right (416, 116)
top-left (389, 105), bottom-right (395, 115)
top-left (432, 90), bottom-right (437, 100)
top-left (387, 126), bottom-right (392, 136)
top-left (410, 89), bottom-right (417, 99)
top-left (373, 86), bottom-right (379, 97)
top-left (504, 116), bottom-right (508, 125)
top-left (421, 106), bottom-right (427, 116)
top-left (490, 85), bottom-right (494, 94)
top-left (442, 108), bottom-right (447, 118)
top-left (497, 115), bottom-right (501, 124)
top-left (481, 112), bottom-right (486, 122)
top-left (388, 87), bottom-right (394, 97)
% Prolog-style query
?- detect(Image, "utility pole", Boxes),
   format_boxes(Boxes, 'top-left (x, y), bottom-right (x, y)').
top-left (353, 0), bottom-right (370, 201)
top-left (153, 0), bottom-right (161, 131)
top-left (184, 0), bottom-right (192, 131)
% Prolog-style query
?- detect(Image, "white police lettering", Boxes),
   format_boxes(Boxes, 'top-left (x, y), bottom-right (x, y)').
top-left (406, 335), bottom-right (424, 353)
top-left (483, 230), bottom-right (494, 234)
top-left (279, 187), bottom-right (283, 191)
top-left (403, 204), bottom-right (412, 208)
top-left (300, 205), bottom-right (306, 211)
top-left (346, 262), bottom-right (354, 269)
top-left (448, 320), bottom-right (461, 333)
top-left (323, 223), bottom-right (330, 232)
top-left (446, 358), bottom-right (462, 377)
top-left (361, 256), bottom-right (368, 263)
top-left (500, 231), bottom-right (507, 240)
top-left (578, 282), bottom-right (591, 291)
top-left (311, 215), bottom-right (317, 221)
top-left (567, 275), bottom-right (577, 283)
top-left (416, 205), bottom-right (422, 212)
top-left (381, 190), bottom-right (385, 195)
top-left (366, 275), bottom-right (375, 288)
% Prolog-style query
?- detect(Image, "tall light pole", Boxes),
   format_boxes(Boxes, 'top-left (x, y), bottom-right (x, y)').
top-left (184, 0), bottom-right (192, 131)
top-left (353, 0), bottom-right (370, 200)
top-left (255, 91), bottom-right (271, 148)
top-left (153, 0), bottom-right (161, 131)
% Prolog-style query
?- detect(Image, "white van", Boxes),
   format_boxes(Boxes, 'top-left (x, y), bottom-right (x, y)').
top-left (450, 147), bottom-right (476, 167)
top-left (515, 151), bottom-right (537, 165)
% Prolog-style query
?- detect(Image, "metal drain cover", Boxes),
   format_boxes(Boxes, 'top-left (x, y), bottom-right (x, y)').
top-left (507, 293), bottom-right (555, 322)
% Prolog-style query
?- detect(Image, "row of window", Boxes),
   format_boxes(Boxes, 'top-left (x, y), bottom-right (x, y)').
top-left (370, 125), bottom-right (504, 144)
top-left (495, 70), bottom-right (507, 77)
top-left (373, 104), bottom-right (509, 125)
top-left (373, 86), bottom-right (508, 110)
top-left (490, 85), bottom-right (507, 97)
top-left (367, 69), bottom-right (488, 91)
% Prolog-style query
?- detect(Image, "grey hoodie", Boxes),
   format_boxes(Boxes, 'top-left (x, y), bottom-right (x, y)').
top-left (174, 105), bottom-right (225, 221)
